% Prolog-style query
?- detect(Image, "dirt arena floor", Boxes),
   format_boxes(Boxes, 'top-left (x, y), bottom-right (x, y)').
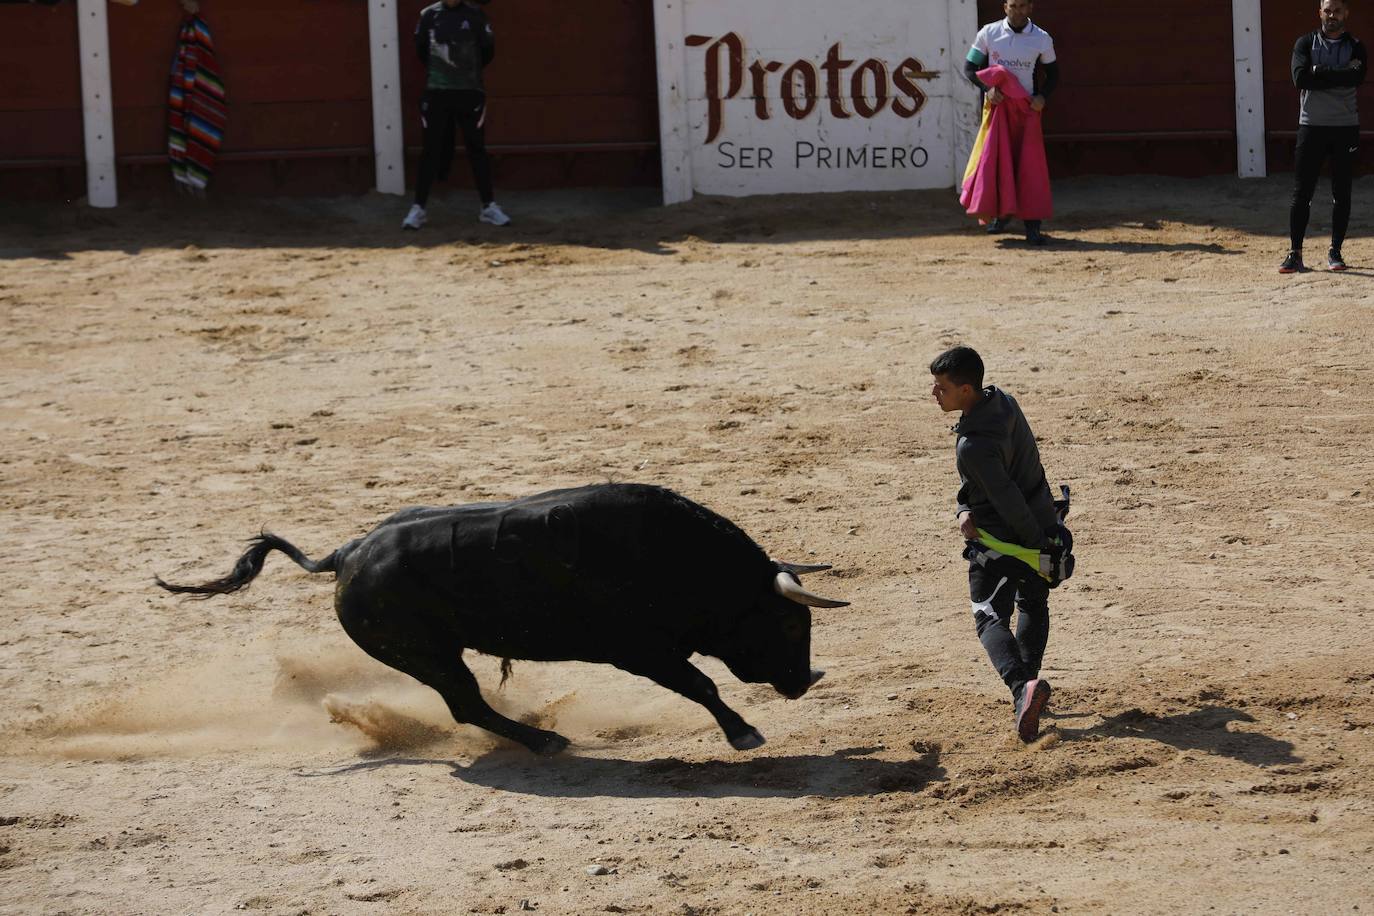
top-left (2, 175), bottom-right (1373, 915)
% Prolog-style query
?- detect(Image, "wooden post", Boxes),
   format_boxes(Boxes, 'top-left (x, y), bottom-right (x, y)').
top-left (368, 0), bottom-right (406, 195)
top-left (76, 0), bottom-right (118, 207)
top-left (948, 0), bottom-right (980, 188)
top-left (1232, 0), bottom-right (1267, 178)
top-left (652, 0), bottom-right (692, 205)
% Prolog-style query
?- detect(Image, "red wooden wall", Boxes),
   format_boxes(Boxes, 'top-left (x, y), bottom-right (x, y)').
top-left (21, 3), bottom-right (1351, 197)
top-left (397, 0), bottom-right (661, 194)
top-left (975, 0), bottom-right (1238, 176)
top-left (0, 0), bottom-right (659, 201)
top-left (0, 2), bottom-right (83, 199)
top-left (1260, 0), bottom-right (1374, 171)
top-left (113, 0), bottom-right (375, 196)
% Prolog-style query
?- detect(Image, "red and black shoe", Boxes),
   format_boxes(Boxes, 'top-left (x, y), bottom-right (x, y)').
top-left (1279, 250), bottom-right (1304, 274)
top-left (1015, 678), bottom-right (1052, 743)
top-left (1328, 248), bottom-right (1348, 271)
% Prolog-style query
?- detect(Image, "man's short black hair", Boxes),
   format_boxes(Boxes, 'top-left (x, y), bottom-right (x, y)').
top-left (929, 346), bottom-right (984, 389)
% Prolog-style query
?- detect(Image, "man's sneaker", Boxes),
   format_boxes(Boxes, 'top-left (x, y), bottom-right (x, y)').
top-left (401, 204), bottom-right (426, 231)
top-left (1328, 248), bottom-right (1348, 271)
top-left (479, 201), bottom-right (511, 226)
top-left (986, 217), bottom-right (1011, 234)
top-left (1015, 678), bottom-right (1052, 743)
top-left (1279, 250), bottom-right (1303, 274)
top-left (1025, 230), bottom-right (1048, 247)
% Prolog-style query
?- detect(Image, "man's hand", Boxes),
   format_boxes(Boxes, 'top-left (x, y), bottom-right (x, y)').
top-left (986, 87), bottom-right (1005, 106)
top-left (957, 511), bottom-right (979, 540)
top-left (1030, 94), bottom-right (1046, 112)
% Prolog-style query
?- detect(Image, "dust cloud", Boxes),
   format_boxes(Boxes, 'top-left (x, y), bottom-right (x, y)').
top-left (13, 633), bottom-right (700, 760)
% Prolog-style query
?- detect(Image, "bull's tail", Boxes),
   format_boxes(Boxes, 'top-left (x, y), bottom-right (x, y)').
top-left (156, 532), bottom-right (338, 599)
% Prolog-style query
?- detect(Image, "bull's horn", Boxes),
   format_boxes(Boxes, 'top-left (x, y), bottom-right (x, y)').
top-left (774, 561), bottom-right (832, 575)
top-left (774, 572), bottom-right (850, 608)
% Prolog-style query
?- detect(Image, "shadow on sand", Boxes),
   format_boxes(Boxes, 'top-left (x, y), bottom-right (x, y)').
top-left (0, 174), bottom-right (1322, 260)
top-left (1056, 705), bottom-right (1299, 767)
top-left (996, 237), bottom-right (1242, 256)
top-left (298, 743), bottom-right (945, 799)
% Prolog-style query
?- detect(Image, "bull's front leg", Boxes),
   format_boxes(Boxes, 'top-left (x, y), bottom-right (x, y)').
top-left (613, 655), bottom-right (765, 751)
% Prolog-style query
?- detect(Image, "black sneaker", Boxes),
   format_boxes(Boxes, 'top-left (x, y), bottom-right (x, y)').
top-left (1328, 248), bottom-right (1348, 271)
top-left (1015, 678), bottom-right (1052, 743)
top-left (1279, 250), bottom-right (1304, 274)
top-left (1025, 230), bottom-right (1048, 247)
top-left (986, 218), bottom-right (1011, 234)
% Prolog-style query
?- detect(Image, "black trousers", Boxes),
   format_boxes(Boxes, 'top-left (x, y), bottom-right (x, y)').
top-left (969, 561), bottom-right (1050, 704)
top-left (1290, 124), bottom-right (1359, 252)
top-left (416, 89), bottom-right (493, 208)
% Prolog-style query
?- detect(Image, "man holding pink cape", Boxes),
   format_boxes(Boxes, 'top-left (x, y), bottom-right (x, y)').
top-left (961, 1), bottom-right (1059, 246)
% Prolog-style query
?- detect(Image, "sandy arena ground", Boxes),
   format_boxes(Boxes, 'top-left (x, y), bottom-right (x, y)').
top-left (2, 175), bottom-right (1373, 915)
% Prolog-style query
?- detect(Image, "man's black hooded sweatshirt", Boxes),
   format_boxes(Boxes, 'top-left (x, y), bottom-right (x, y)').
top-left (954, 386), bottom-right (1058, 549)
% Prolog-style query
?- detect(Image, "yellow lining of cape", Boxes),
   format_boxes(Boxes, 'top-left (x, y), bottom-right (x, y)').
top-left (961, 98), bottom-right (995, 192)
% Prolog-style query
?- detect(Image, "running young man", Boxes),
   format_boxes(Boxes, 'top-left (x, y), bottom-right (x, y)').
top-left (931, 347), bottom-right (1060, 742)
top-left (403, 0), bottom-right (511, 231)
top-left (964, 0), bottom-right (1060, 246)
top-left (1282, 0), bottom-right (1366, 273)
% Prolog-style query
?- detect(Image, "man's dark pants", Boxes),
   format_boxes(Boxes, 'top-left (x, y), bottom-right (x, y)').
top-left (416, 88), bottom-right (494, 208)
top-left (969, 561), bottom-right (1050, 705)
top-left (1290, 124), bottom-right (1359, 253)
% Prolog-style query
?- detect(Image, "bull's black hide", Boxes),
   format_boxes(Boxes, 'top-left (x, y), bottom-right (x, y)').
top-left (158, 483), bottom-right (847, 755)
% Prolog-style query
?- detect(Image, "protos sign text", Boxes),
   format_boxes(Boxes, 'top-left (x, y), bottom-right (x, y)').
top-left (685, 32), bottom-right (940, 144)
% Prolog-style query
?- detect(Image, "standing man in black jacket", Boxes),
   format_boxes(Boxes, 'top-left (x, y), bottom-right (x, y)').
top-left (403, 0), bottom-right (511, 231)
top-left (1282, 0), bottom-right (1366, 272)
top-left (931, 346), bottom-right (1061, 742)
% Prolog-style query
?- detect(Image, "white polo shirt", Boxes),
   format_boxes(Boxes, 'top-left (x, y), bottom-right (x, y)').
top-left (968, 18), bottom-right (1056, 96)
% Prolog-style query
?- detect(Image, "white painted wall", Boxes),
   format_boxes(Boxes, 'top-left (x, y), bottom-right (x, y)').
top-left (656, 0), bottom-right (978, 200)
top-left (1232, 0), bottom-right (1267, 178)
top-left (76, 0), bottom-right (118, 207)
top-left (368, 0), bottom-right (406, 195)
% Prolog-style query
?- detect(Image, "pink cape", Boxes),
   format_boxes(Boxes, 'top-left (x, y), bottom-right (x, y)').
top-left (959, 65), bottom-right (1053, 222)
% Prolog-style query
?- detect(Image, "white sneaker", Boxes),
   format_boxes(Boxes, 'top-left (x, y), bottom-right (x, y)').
top-left (479, 201), bottom-right (511, 226)
top-left (402, 204), bottom-right (426, 230)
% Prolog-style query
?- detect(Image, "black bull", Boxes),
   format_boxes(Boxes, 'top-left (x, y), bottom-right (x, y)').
top-left (157, 483), bottom-right (849, 755)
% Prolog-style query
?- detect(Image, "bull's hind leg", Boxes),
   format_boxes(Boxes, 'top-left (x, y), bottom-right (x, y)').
top-left (339, 616), bottom-right (569, 756)
top-left (614, 655), bottom-right (765, 751)
top-left (426, 655), bottom-right (571, 757)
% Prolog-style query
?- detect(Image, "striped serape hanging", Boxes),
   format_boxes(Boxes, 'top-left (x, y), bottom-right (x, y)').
top-left (168, 15), bottom-right (227, 192)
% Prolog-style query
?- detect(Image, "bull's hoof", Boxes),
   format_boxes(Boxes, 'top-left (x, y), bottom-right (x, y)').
top-left (530, 731), bottom-right (571, 757)
top-left (729, 728), bottom-right (766, 751)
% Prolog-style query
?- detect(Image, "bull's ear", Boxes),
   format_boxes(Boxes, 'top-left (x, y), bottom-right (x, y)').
top-left (773, 571), bottom-right (849, 608)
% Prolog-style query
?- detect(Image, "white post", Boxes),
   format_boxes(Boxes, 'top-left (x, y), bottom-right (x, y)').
top-left (367, 0), bottom-right (406, 195)
top-left (76, 0), bottom-right (117, 207)
top-left (652, 0), bottom-right (692, 205)
top-left (1232, 0), bottom-right (1267, 178)
top-left (948, 0), bottom-right (980, 187)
